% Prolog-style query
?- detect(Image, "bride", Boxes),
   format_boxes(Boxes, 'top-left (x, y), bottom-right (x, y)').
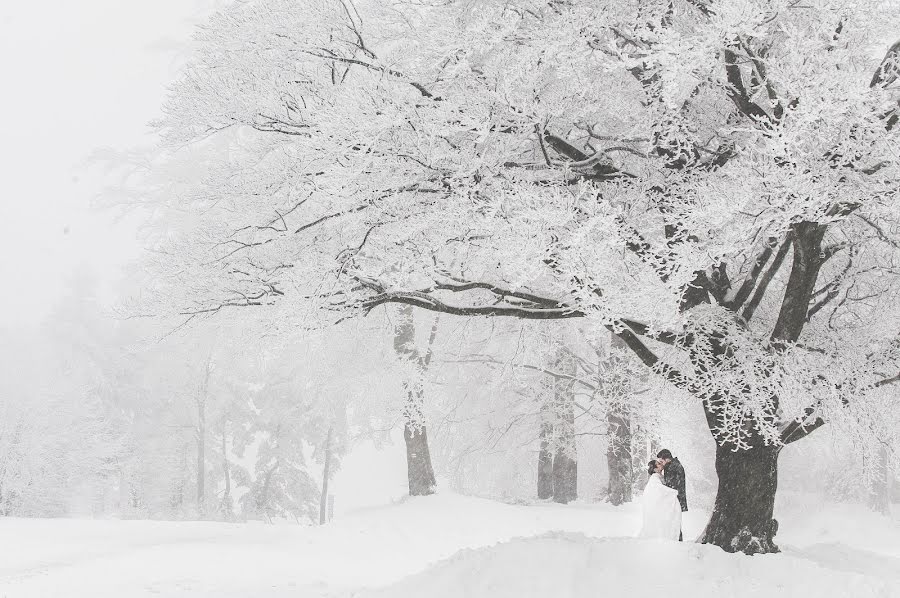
top-left (638, 459), bottom-right (682, 540)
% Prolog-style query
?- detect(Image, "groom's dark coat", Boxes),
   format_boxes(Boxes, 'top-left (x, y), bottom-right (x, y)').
top-left (663, 458), bottom-right (688, 512)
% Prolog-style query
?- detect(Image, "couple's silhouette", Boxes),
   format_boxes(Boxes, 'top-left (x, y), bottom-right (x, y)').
top-left (638, 449), bottom-right (687, 541)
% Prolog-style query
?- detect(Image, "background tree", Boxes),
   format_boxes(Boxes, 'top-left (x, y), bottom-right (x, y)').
top-left (600, 334), bottom-right (646, 506)
top-left (392, 305), bottom-right (439, 496)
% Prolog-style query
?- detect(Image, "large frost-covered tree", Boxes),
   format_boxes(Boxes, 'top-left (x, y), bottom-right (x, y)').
top-left (140, 0), bottom-right (900, 553)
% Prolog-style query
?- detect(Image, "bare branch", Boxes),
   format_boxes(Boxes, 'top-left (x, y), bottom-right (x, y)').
top-left (781, 407), bottom-right (827, 445)
top-left (542, 131), bottom-right (627, 179)
top-left (722, 48), bottom-right (772, 122)
top-left (725, 239), bottom-right (777, 310)
top-left (874, 372), bottom-right (900, 388)
top-left (359, 291), bottom-right (584, 319)
top-left (299, 49), bottom-right (437, 99)
top-left (807, 245), bottom-right (855, 321)
top-left (443, 357), bottom-right (598, 392)
top-left (606, 325), bottom-right (693, 392)
top-left (855, 214), bottom-right (900, 249)
top-left (741, 234), bottom-right (792, 322)
top-left (430, 280), bottom-right (560, 308)
top-left (620, 319), bottom-right (681, 346)
top-left (870, 40), bottom-right (900, 89)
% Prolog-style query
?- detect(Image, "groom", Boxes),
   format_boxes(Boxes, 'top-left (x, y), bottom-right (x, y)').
top-left (657, 449), bottom-right (688, 540)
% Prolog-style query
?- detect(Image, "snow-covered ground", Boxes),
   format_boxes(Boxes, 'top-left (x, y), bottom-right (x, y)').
top-left (0, 493), bottom-right (897, 597)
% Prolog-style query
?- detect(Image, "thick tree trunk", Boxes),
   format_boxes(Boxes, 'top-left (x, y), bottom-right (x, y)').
top-left (698, 444), bottom-right (780, 554)
top-left (537, 402), bottom-right (554, 500)
top-left (695, 223), bottom-right (825, 554)
top-left (606, 407), bottom-right (632, 506)
top-left (320, 427), bottom-right (333, 524)
top-left (404, 419), bottom-right (436, 495)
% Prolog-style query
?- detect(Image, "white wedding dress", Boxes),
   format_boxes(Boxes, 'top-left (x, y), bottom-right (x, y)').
top-left (638, 473), bottom-right (682, 540)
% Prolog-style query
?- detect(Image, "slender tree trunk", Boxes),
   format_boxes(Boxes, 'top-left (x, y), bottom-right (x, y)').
top-left (259, 465), bottom-right (276, 523)
top-left (537, 401), bottom-right (554, 500)
top-left (606, 407), bottom-right (632, 505)
top-left (393, 305), bottom-right (438, 496)
top-left (218, 423), bottom-right (231, 518)
top-left (320, 427), bottom-right (333, 524)
top-left (869, 446), bottom-right (891, 515)
top-left (196, 355), bottom-right (212, 519)
top-left (171, 442), bottom-right (189, 516)
top-left (698, 444), bottom-right (780, 554)
top-left (605, 334), bottom-right (633, 506)
top-left (116, 462), bottom-right (129, 515)
top-left (197, 399), bottom-right (206, 517)
top-left (552, 351), bottom-right (577, 504)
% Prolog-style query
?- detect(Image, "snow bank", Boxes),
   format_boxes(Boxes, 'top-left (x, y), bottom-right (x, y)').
top-left (0, 492), bottom-right (896, 597)
top-left (0, 494), bottom-right (650, 597)
top-left (776, 492), bottom-right (900, 558)
top-left (360, 531), bottom-right (898, 598)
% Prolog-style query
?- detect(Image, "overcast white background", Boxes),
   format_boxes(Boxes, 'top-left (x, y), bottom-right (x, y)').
top-left (0, 1), bottom-right (222, 329)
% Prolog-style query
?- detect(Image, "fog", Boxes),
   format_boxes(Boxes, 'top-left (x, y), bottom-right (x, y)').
top-left (1, 2), bottom-right (898, 597)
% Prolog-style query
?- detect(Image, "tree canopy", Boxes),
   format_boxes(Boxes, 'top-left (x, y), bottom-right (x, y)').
top-left (144, 0), bottom-right (900, 449)
top-left (136, 0), bottom-right (900, 551)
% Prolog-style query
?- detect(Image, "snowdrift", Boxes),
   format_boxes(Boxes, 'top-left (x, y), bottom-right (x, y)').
top-left (0, 493), bottom-right (896, 597)
top-left (361, 531), bottom-right (899, 598)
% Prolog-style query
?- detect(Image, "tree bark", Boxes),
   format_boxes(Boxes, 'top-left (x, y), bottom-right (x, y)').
top-left (771, 222), bottom-right (827, 344)
top-left (552, 440), bottom-right (577, 503)
top-left (259, 464), bottom-right (276, 522)
top-left (218, 422), bottom-right (232, 519)
top-left (537, 401), bottom-right (554, 500)
top-left (869, 446), bottom-right (891, 515)
top-left (393, 304), bottom-right (438, 496)
top-left (606, 407), bottom-right (632, 505)
top-left (552, 351), bottom-right (577, 504)
top-left (696, 222), bottom-right (826, 554)
top-left (197, 400), bottom-right (206, 517)
top-left (698, 444), bottom-right (780, 554)
top-left (196, 355), bottom-right (212, 519)
top-left (320, 427), bottom-right (333, 524)
top-left (404, 419), bottom-right (437, 496)
top-left (605, 334), bottom-right (633, 506)
top-left (171, 442), bottom-right (188, 515)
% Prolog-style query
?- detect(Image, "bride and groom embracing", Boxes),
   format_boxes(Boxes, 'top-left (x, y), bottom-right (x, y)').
top-left (639, 449), bottom-right (688, 541)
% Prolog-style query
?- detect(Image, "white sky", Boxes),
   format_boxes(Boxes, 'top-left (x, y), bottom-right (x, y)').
top-left (0, 1), bottom-right (221, 328)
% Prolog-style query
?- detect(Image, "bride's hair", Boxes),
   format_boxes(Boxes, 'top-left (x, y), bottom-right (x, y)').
top-left (647, 460), bottom-right (657, 476)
